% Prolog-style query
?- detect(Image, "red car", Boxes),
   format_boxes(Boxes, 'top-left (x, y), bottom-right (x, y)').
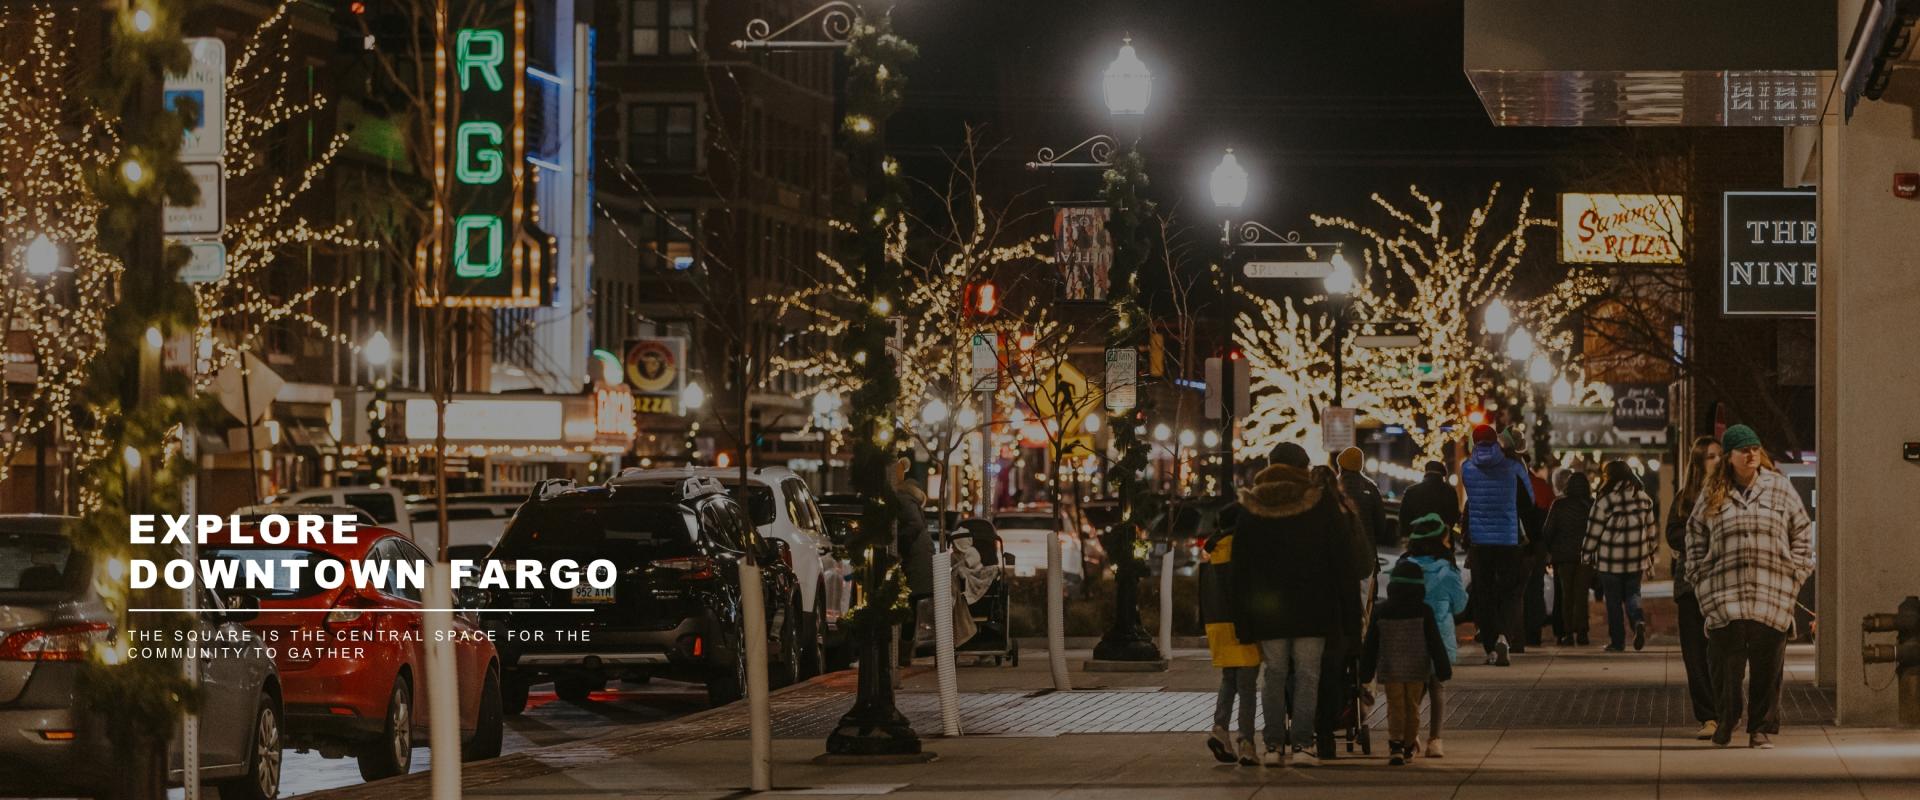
top-left (205, 522), bottom-right (503, 781)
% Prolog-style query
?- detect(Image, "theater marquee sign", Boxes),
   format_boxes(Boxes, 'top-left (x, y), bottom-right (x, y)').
top-left (1723, 191), bottom-right (1816, 317)
top-left (1560, 193), bottom-right (1686, 265)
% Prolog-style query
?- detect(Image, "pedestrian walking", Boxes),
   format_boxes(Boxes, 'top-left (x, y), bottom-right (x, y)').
top-left (1403, 512), bottom-right (1466, 759)
top-left (1669, 435), bottom-right (1724, 740)
top-left (1228, 443), bottom-right (1358, 767)
top-left (1684, 425), bottom-right (1813, 749)
top-left (1541, 473), bottom-right (1594, 646)
top-left (1200, 525), bottom-right (1260, 766)
top-left (1461, 424), bottom-right (1534, 666)
top-left (1398, 460), bottom-right (1461, 538)
top-left (1337, 447), bottom-right (1391, 547)
top-left (1584, 460), bottom-right (1659, 652)
top-left (1361, 559), bottom-right (1454, 766)
top-left (1308, 464), bottom-right (1375, 760)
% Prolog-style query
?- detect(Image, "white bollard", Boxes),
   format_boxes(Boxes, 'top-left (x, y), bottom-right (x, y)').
top-left (1159, 548), bottom-right (1175, 658)
top-left (1046, 530), bottom-right (1070, 690)
top-left (739, 552), bottom-right (771, 791)
top-left (932, 539), bottom-right (960, 736)
top-left (181, 431), bottom-right (200, 800)
top-left (425, 563), bottom-right (461, 800)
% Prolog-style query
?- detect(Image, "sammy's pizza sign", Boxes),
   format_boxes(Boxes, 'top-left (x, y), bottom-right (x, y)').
top-left (1560, 193), bottom-right (1686, 265)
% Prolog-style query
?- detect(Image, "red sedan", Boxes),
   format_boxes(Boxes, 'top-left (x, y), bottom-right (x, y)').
top-left (205, 522), bottom-right (503, 781)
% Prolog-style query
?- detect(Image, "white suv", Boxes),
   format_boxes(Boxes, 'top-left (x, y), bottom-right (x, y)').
top-left (615, 466), bottom-right (852, 675)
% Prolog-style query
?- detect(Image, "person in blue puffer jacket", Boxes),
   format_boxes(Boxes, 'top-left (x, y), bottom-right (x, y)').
top-left (1460, 424), bottom-right (1533, 666)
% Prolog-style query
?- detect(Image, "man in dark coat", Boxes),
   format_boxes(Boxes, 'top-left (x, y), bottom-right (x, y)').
top-left (1336, 447), bottom-right (1391, 547)
top-left (1397, 460), bottom-right (1460, 544)
top-left (1227, 443), bottom-right (1358, 767)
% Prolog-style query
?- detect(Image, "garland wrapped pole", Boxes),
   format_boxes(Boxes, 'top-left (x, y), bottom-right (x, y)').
top-left (68, 2), bottom-right (221, 798)
top-left (823, 1), bottom-right (925, 758)
top-left (1090, 148), bottom-right (1164, 664)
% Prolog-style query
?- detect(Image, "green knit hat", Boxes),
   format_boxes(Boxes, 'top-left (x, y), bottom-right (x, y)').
top-left (1721, 424), bottom-right (1761, 452)
top-left (1407, 513), bottom-right (1448, 540)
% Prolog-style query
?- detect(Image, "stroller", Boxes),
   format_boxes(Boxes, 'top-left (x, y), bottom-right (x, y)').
top-left (1334, 566), bottom-right (1380, 755)
top-left (913, 518), bottom-right (1019, 666)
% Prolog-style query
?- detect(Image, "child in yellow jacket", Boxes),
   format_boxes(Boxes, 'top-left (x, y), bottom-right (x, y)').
top-left (1201, 526), bottom-right (1260, 766)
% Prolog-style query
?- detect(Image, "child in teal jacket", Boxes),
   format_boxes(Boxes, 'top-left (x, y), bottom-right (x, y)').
top-left (1405, 514), bottom-right (1469, 664)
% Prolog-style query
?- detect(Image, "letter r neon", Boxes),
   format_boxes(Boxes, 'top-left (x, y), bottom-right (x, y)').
top-left (456, 29), bottom-right (506, 92)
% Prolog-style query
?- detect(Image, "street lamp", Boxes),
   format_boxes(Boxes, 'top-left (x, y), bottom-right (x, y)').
top-left (1483, 298), bottom-right (1512, 336)
top-left (682, 381), bottom-right (707, 411)
top-left (920, 397), bottom-right (951, 427)
top-left (1528, 354), bottom-right (1554, 385)
top-left (1102, 36), bottom-right (1153, 117)
top-left (22, 234), bottom-right (63, 278)
top-left (1209, 148), bottom-right (1248, 497)
top-left (1153, 422), bottom-right (1172, 442)
top-left (1506, 327), bottom-right (1535, 362)
top-left (1209, 149), bottom-right (1250, 211)
top-left (1324, 252), bottom-right (1358, 407)
top-left (363, 331), bottom-right (393, 368)
top-left (363, 331), bottom-right (393, 487)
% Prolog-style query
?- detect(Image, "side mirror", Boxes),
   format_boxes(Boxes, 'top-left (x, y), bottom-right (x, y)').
top-left (764, 538), bottom-right (793, 568)
top-left (219, 593), bottom-right (261, 624)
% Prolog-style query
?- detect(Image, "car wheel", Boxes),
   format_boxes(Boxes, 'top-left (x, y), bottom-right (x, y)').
top-left (462, 668), bottom-right (504, 761)
top-left (501, 672), bottom-right (531, 716)
top-left (799, 594), bottom-right (828, 680)
top-left (356, 676), bottom-right (412, 782)
top-left (706, 635), bottom-right (746, 707)
top-left (217, 693), bottom-right (282, 800)
top-left (553, 674), bottom-right (600, 704)
top-left (772, 597), bottom-right (802, 689)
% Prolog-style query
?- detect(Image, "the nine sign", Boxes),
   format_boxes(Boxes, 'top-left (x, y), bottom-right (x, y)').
top-left (1560, 193), bottom-right (1686, 265)
top-left (1723, 191), bottom-right (1816, 317)
top-left (416, 0), bottom-right (550, 307)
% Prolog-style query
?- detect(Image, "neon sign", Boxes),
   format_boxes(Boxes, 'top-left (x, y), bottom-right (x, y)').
top-left (415, 0), bottom-right (551, 307)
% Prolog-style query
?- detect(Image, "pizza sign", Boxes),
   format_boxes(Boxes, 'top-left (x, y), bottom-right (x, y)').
top-left (624, 336), bottom-right (686, 404)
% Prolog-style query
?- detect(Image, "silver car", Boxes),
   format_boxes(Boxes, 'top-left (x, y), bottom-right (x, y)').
top-left (0, 515), bottom-right (283, 799)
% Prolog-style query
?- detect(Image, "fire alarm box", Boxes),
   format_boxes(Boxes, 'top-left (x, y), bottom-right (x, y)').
top-left (1896, 173), bottom-right (1920, 199)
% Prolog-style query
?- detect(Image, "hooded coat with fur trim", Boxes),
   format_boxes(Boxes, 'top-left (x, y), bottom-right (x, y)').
top-left (1227, 464), bottom-right (1359, 642)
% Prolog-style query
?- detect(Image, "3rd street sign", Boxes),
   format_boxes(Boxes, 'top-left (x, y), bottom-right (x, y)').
top-left (1242, 260), bottom-right (1333, 279)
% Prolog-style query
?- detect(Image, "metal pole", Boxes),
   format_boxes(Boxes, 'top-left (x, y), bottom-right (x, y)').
top-left (1333, 310), bottom-right (1348, 409)
top-left (1218, 230), bottom-right (1236, 493)
top-left (932, 537), bottom-right (960, 736)
top-left (426, 563), bottom-right (461, 800)
top-left (740, 547), bottom-right (772, 790)
top-left (181, 431), bottom-right (199, 800)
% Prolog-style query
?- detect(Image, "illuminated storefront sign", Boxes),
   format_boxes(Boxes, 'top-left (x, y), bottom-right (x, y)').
top-left (1722, 191), bottom-right (1816, 317)
top-left (1560, 193), bottom-right (1686, 265)
top-left (416, 0), bottom-right (551, 307)
top-left (405, 398), bottom-right (563, 441)
top-left (625, 336), bottom-right (687, 415)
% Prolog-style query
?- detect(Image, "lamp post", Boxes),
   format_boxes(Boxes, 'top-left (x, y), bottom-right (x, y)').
top-left (1209, 149), bottom-right (1248, 492)
top-left (813, 392), bottom-right (843, 493)
top-left (19, 234), bottom-right (65, 511)
top-left (1324, 253), bottom-right (1357, 408)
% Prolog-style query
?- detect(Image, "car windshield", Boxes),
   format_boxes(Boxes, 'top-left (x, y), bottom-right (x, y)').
top-left (494, 502), bottom-right (697, 566)
top-left (201, 548), bottom-right (336, 599)
top-left (727, 485), bottom-right (777, 526)
top-left (0, 530), bottom-right (84, 594)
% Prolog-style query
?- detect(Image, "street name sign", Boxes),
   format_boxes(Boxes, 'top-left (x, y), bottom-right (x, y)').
top-left (1242, 260), bottom-right (1333, 279)
top-left (1322, 407), bottom-right (1357, 452)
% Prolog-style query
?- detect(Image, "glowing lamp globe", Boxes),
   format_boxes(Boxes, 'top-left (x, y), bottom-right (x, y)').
top-left (1102, 38), bottom-right (1153, 117)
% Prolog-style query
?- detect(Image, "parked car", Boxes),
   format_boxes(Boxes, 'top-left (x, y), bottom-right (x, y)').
top-left (202, 520), bottom-right (503, 781)
top-left (991, 512), bottom-right (1084, 586)
top-left (485, 475), bottom-right (803, 709)
top-left (611, 467), bottom-right (852, 676)
top-left (1, 515), bottom-right (283, 800)
top-left (264, 486), bottom-right (413, 535)
top-left (232, 504), bottom-right (376, 527)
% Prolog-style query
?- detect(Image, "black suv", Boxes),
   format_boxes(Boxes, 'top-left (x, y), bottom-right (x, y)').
top-left (486, 475), bottom-right (803, 709)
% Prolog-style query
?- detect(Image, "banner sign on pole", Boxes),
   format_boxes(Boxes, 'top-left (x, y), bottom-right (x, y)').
top-left (1104, 347), bottom-right (1137, 412)
top-left (970, 333), bottom-right (999, 391)
top-left (1722, 191), bottom-right (1816, 317)
top-left (1322, 407), bottom-right (1356, 453)
top-left (1053, 206), bottom-right (1113, 301)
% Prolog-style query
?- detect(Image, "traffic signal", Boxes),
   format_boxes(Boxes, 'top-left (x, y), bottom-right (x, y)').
top-left (966, 281), bottom-right (999, 318)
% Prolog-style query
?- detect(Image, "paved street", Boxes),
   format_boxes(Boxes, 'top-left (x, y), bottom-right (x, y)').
top-left (291, 642), bottom-right (1920, 799)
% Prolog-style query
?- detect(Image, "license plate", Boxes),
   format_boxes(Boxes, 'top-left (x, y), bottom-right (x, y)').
top-left (571, 585), bottom-right (615, 604)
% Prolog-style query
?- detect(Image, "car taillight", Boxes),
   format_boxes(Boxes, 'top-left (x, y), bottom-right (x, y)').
top-left (325, 593), bottom-right (378, 631)
top-left (0, 622), bottom-right (111, 662)
top-left (650, 556), bottom-right (717, 581)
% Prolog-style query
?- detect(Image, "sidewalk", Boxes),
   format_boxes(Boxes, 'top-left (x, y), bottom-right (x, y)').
top-left (304, 643), bottom-right (1920, 799)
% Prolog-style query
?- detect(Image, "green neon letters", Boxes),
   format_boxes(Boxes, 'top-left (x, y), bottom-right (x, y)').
top-left (456, 121), bottom-right (504, 184)
top-left (454, 214), bottom-right (504, 278)
top-left (456, 29), bottom-right (506, 92)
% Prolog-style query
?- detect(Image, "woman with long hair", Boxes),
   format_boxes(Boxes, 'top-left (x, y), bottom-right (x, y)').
top-left (1670, 436), bottom-right (1723, 740)
top-left (1542, 472), bottom-right (1594, 646)
top-left (1582, 460), bottom-right (1659, 652)
top-left (1684, 425), bottom-right (1813, 749)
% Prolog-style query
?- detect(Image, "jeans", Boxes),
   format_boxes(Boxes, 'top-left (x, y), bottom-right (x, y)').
top-left (1259, 637), bottom-right (1325, 749)
top-left (1382, 681), bottom-right (1427, 745)
top-left (1677, 591), bottom-right (1716, 723)
top-left (1213, 666), bottom-right (1258, 741)
top-left (1470, 546), bottom-right (1527, 653)
top-left (1709, 620), bottom-right (1788, 734)
top-left (1597, 572), bottom-right (1645, 649)
top-left (1552, 560), bottom-right (1593, 637)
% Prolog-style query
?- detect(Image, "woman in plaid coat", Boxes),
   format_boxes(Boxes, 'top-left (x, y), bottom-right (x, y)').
top-left (1684, 425), bottom-right (1814, 749)
top-left (1583, 460), bottom-right (1658, 652)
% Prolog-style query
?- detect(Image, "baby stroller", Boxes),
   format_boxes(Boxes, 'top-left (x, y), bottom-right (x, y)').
top-left (1336, 568), bottom-right (1379, 755)
top-left (913, 518), bottom-right (1019, 666)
